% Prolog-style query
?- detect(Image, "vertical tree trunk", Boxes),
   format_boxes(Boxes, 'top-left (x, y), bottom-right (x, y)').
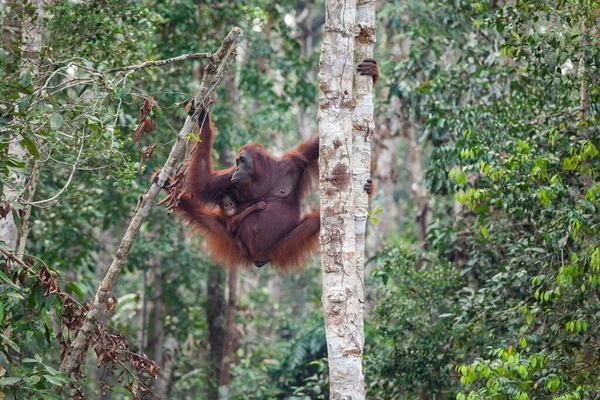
top-left (318, 0), bottom-right (372, 397)
top-left (16, 163), bottom-right (39, 257)
top-left (141, 255), bottom-right (168, 400)
top-left (151, 255), bottom-right (165, 367)
top-left (370, 119), bottom-right (399, 240)
top-left (296, 0), bottom-right (315, 140)
top-left (352, 0), bottom-right (376, 272)
top-left (152, 336), bottom-right (178, 399)
top-left (206, 267), bottom-right (226, 399)
top-left (404, 121), bottom-right (429, 252)
top-left (92, 227), bottom-right (115, 400)
top-left (218, 267), bottom-right (238, 400)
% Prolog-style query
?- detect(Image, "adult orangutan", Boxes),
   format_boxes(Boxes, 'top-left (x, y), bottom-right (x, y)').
top-left (177, 103), bottom-right (320, 270)
top-left (176, 58), bottom-right (379, 270)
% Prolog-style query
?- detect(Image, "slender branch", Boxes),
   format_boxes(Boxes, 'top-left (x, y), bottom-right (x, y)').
top-left (55, 26), bottom-right (242, 387)
top-left (26, 129), bottom-right (86, 208)
top-left (17, 161), bottom-right (39, 257)
top-left (0, 247), bottom-right (30, 269)
top-left (102, 52), bottom-right (213, 75)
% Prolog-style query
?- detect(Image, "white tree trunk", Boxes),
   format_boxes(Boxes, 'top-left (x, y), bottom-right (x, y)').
top-left (318, 0), bottom-right (374, 397)
top-left (352, 0), bottom-right (376, 283)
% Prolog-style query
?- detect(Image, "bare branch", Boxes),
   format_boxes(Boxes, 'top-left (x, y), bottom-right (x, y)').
top-left (26, 129), bottom-right (86, 208)
top-left (102, 52), bottom-right (213, 75)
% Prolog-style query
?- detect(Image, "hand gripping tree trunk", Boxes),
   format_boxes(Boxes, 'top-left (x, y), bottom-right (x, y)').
top-left (318, 0), bottom-right (375, 398)
top-left (55, 27), bottom-right (241, 387)
top-left (352, 0), bottom-right (376, 294)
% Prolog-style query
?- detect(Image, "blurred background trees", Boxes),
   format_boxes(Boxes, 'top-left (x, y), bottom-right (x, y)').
top-left (1, 0), bottom-right (599, 399)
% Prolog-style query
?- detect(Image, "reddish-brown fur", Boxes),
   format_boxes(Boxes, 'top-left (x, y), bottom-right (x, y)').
top-left (176, 57), bottom-right (378, 270)
top-left (176, 104), bottom-right (320, 271)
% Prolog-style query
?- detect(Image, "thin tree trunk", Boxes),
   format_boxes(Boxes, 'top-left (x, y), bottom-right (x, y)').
top-left (579, 25), bottom-right (593, 187)
top-left (16, 162), bottom-right (39, 257)
top-left (371, 119), bottom-right (399, 240)
top-left (151, 255), bottom-right (165, 367)
top-left (404, 121), bottom-right (429, 253)
top-left (148, 256), bottom-right (168, 399)
top-left (218, 267), bottom-right (238, 400)
top-left (152, 336), bottom-right (178, 399)
top-left (206, 267), bottom-right (226, 399)
top-left (296, 0), bottom-right (315, 140)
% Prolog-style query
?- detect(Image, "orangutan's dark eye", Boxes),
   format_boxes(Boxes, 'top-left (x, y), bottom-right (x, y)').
top-left (239, 156), bottom-right (245, 163)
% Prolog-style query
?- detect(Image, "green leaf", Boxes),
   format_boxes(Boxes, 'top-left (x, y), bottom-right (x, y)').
top-left (20, 71), bottom-right (32, 88)
top-left (0, 377), bottom-right (22, 386)
top-left (19, 95), bottom-right (31, 111)
top-left (481, 226), bottom-right (489, 239)
top-left (50, 113), bottom-right (64, 131)
top-left (0, 270), bottom-right (19, 289)
top-left (0, 333), bottom-right (20, 352)
top-left (44, 365), bottom-right (60, 376)
top-left (543, 291), bottom-right (550, 302)
top-left (20, 137), bottom-right (40, 159)
top-left (371, 217), bottom-right (379, 225)
top-left (24, 375), bottom-right (41, 385)
top-left (44, 375), bottom-right (65, 386)
top-left (520, 337), bottom-right (527, 348)
top-left (67, 282), bottom-right (84, 300)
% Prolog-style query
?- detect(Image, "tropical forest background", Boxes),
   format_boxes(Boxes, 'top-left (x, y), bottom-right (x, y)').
top-left (1, 0), bottom-right (600, 399)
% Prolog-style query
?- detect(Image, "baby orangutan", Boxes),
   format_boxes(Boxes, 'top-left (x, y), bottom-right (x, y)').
top-left (219, 193), bottom-right (267, 257)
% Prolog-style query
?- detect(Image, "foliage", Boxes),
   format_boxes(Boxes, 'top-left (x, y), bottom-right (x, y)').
top-left (366, 244), bottom-right (462, 399)
top-left (368, 0), bottom-right (600, 399)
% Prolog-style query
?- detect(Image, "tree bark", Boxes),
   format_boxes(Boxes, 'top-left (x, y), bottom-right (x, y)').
top-left (318, 0), bottom-right (374, 397)
top-left (218, 267), bottom-right (238, 400)
top-left (206, 267), bottom-right (226, 399)
top-left (352, 0), bottom-right (376, 273)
